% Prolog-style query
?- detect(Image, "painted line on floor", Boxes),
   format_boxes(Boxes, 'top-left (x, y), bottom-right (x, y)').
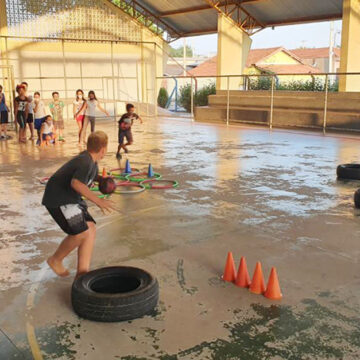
top-left (25, 205), bottom-right (163, 360)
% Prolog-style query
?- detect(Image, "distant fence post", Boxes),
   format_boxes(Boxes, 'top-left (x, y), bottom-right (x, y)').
top-left (190, 77), bottom-right (194, 120)
top-left (269, 75), bottom-right (275, 129)
top-left (226, 76), bottom-right (230, 126)
top-left (323, 74), bottom-right (329, 133)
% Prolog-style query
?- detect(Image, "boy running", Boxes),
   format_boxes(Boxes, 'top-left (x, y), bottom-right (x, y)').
top-left (14, 84), bottom-right (28, 143)
top-left (42, 131), bottom-right (115, 278)
top-left (49, 92), bottom-right (65, 141)
top-left (116, 103), bottom-right (143, 159)
top-left (0, 85), bottom-right (9, 140)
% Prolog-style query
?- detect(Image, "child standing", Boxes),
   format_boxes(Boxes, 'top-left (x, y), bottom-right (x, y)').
top-left (40, 115), bottom-right (56, 146)
top-left (116, 103), bottom-right (143, 159)
top-left (21, 82), bottom-right (35, 140)
top-left (14, 84), bottom-right (28, 143)
top-left (81, 90), bottom-right (109, 144)
top-left (73, 89), bottom-right (86, 144)
top-left (42, 131), bottom-right (115, 278)
top-left (0, 85), bottom-right (9, 140)
top-left (33, 92), bottom-right (48, 145)
top-left (49, 92), bottom-right (65, 141)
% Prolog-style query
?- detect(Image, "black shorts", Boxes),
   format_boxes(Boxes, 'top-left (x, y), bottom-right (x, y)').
top-left (26, 113), bottom-right (34, 124)
top-left (0, 111), bottom-right (8, 124)
top-left (46, 203), bottom-right (96, 235)
top-left (118, 129), bottom-right (133, 145)
top-left (17, 111), bottom-right (26, 129)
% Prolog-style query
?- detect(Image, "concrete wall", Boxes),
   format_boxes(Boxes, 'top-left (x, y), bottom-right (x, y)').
top-left (0, 0), bottom-right (169, 118)
top-left (195, 90), bottom-right (360, 131)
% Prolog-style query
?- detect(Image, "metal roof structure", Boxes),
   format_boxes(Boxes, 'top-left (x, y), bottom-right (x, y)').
top-left (120, 0), bottom-right (343, 41)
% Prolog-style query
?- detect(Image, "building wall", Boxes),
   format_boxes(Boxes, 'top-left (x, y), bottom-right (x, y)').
top-left (0, 0), bottom-right (169, 118)
top-left (262, 51), bottom-right (299, 65)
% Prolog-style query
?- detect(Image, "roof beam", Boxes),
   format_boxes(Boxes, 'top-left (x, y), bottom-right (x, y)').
top-left (263, 12), bottom-right (343, 27)
top-left (159, 1), bottom-right (238, 17)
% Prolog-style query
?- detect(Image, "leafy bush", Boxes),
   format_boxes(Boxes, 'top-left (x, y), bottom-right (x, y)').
top-left (248, 76), bottom-right (339, 92)
top-left (248, 76), bottom-right (272, 90)
top-left (157, 87), bottom-right (169, 108)
top-left (179, 82), bottom-right (216, 112)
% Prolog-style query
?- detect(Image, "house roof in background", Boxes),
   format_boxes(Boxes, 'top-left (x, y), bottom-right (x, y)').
top-left (188, 47), bottom-right (323, 77)
top-left (291, 47), bottom-right (341, 59)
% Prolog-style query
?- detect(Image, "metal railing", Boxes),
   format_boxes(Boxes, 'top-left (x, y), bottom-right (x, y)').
top-left (156, 72), bottom-right (360, 133)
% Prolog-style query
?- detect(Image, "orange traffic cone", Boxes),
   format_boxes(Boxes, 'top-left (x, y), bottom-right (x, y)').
top-left (222, 252), bottom-right (236, 283)
top-left (264, 267), bottom-right (282, 300)
top-left (102, 167), bottom-right (107, 178)
top-left (235, 256), bottom-right (251, 288)
top-left (249, 262), bottom-right (266, 294)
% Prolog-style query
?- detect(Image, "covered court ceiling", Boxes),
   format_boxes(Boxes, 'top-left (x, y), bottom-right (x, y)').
top-left (123, 0), bottom-right (343, 40)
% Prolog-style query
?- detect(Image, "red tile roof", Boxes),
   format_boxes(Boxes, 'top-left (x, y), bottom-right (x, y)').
top-left (255, 64), bottom-right (321, 74)
top-left (291, 47), bottom-right (340, 59)
top-left (188, 47), bottom-right (325, 77)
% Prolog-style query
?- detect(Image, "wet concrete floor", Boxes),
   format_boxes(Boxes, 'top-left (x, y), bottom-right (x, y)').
top-left (1, 117), bottom-right (360, 359)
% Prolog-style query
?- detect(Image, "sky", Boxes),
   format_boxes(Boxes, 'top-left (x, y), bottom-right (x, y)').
top-left (171, 20), bottom-right (343, 56)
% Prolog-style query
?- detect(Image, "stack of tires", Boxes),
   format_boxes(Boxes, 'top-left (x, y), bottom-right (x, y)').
top-left (336, 164), bottom-right (360, 208)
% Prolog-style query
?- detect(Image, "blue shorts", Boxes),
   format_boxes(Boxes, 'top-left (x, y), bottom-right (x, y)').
top-left (35, 117), bottom-right (46, 131)
top-left (42, 132), bottom-right (53, 141)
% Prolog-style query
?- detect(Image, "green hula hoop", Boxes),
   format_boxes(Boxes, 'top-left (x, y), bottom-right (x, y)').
top-left (141, 179), bottom-right (179, 189)
top-left (125, 172), bottom-right (162, 183)
top-left (110, 168), bottom-right (140, 180)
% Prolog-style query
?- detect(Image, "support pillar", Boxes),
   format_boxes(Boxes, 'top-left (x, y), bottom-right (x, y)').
top-left (0, 0), bottom-right (8, 64)
top-left (216, 13), bottom-right (252, 90)
top-left (339, 0), bottom-right (360, 92)
top-left (140, 28), bottom-right (168, 115)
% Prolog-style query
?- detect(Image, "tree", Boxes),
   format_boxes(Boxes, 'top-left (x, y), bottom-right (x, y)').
top-left (169, 45), bottom-right (193, 58)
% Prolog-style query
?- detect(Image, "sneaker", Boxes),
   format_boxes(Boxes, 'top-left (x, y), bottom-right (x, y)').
top-left (36, 139), bottom-right (41, 146)
top-left (116, 153), bottom-right (122, 160)
top-left (59, 136), bottom-right (65, 142)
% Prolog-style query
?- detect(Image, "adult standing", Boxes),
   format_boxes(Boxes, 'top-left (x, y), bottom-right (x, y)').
top-left (73, 89), bottom-right (86, 145)
top-left (0, 84), bottom-right (10, 140)
top-left (81, 90), bottom-right (109, 144)
top-left (21, 82), bottom-right (35, 140)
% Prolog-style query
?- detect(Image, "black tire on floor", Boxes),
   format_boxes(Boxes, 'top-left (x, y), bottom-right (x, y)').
top-left (337, 164), bottom-right (360, 180)
top-left (71, 266), bottom-right (159, 322)
top-left (354, 189), bottom-right (360, 209)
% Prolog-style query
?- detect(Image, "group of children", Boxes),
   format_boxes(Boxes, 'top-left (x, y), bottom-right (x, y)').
top-left (0, 83), bottom-right (114, 146)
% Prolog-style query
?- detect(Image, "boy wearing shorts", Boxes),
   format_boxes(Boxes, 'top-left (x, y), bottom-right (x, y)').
top-left (33, 92), bottom-right (48, 145)
top-left (49, 92), bottom-right (65, 141)
top-left (0, 85), bottom-right (9, 139)
top-left (115, 103), bottom-right (143, 159)
top-left (42, 131), bottom-right (115, 278)
top-left (21, 82), bottom-right (35, 140)
top-left (40, 115), bottom-right (56, 146)
top-left (14, 84), bottom-right (28, 143)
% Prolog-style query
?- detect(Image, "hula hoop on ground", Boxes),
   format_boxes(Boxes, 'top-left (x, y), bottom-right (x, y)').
top-left (39, 177), bottom-right (50, 185)
top-left (110, 167), bottom-right (141, 180)
top-left (125, 172), bottom-right (162, 183)
top-left (141, 179), bottom-right (179, 189)
top-left (114, 181), bottom-right (146, 194)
